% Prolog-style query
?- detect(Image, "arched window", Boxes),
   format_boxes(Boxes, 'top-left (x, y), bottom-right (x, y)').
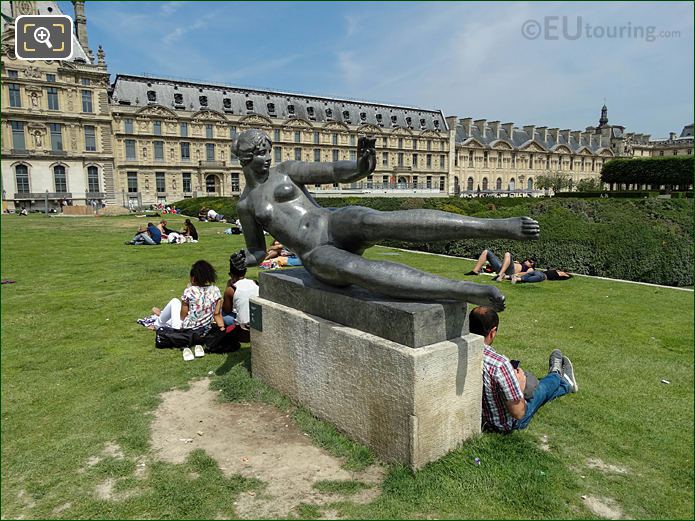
top-left (15, 164), bottom-right (29, 194)
top-left (54, 165), bottom-right (67, 192)
top-left (496, 177), bottom-right (502, 190)
top-left (87, 166), bottom-right (100, 193)
top-left (467, 177), bottom-right (474, 191)
top-left (527, 178), bottom-right (534, 190)
top-left (482, 177), bottom-right (488, 191)
top-left (508, 178), bottom-right (516, 191)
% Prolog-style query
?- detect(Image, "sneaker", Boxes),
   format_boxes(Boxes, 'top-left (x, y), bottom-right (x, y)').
top-left (464, 270), bottom-right (479, 276)
top-left (561, 355), bottom-right (578, 393)
top-left (548, 349), bottom-right (563, 374)
top-left (182, 347), bottom-right (195, 362)
top-left (193, 345), bottom-right (205, 358)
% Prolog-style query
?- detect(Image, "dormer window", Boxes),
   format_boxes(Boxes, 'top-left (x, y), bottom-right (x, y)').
top-left (267, 102), bottom-right (276, 115)
top-left (433, 120), bottom-right (440, 129)
top-left (360, 112), bottom-right (367, 121)
top-left (405, 116), bottom-right (412, 128)
top-left (391, 115), bottom-right (398, 126)
top-left (147, 90), bottom-right (157, 102)
top-left (174, 93), bottom-right (183, 105)
top-left (288, 104), bottom-right (295, 117)
top-left (420, 118), bottom-right (427, 128)
top-left (307, 106), bottom-right (315, 120)
top-left (223, 98), bottom-right (232, 109)
top-left (199, 95), bottom-right (208, 106)
top-left (376, 113), bottom-right (384, 127)
top-left (325, 108), bottom-right (333, 119)
top-left (376, 113), bottom-right (383, 121)
top-left (246, 100), bottom-right (254, 111)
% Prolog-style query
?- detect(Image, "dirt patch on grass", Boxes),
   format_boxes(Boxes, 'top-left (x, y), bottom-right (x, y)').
top-left (81, 441), bottom-right (125, 472)
top-left (583, 495), bottom-right (628, 519)
top-left (586, 457), bottom-right (629, 475)
top-left (150, 378), bottom-right (384, 519)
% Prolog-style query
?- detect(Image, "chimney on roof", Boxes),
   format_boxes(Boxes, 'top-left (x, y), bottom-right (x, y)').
top-left (580, 131), bottom-right (590, 146)
top-left (445, 116), bottom-right (458, 131)
top-left (460, 117), bottom-right (473, 136)
top-left (669, 132), bottom-right (677, 141)
top-left (72, 1), bottom-right (93, 60)
top-left (488, 121), bottom-right (500, 139)
top-left (549, 128), bottom-right (560, 142)
top-left (523, 125), bottom-right (536, 141)
top-left (587, 133), bottom-right (594, 147)
top-left (560, 129), bottom-right (571, 142)
top-left (502, 122), bottom-right (514, 138)
top-left (537, 126), bottom-right (548, 142)
top-left (474, 119), bottom-right (487, 138)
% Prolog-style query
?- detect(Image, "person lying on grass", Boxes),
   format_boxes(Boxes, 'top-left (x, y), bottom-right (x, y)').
top-left (469, 305), bottom-right (578, 433)
top-left (466, 249), bottom-right (573, 283)
top-left (150, 260), bottom-right (224, 360)
top-left (465, 248), bottom-right (537, 282)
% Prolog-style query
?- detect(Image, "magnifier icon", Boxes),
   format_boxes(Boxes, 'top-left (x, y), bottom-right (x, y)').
top-left (34, 26), bottom-right (53, 48)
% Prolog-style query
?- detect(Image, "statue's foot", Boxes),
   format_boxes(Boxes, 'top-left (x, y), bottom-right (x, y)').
top-left (506, 216), bottom-right (540, 241)
top-left (467, 284), bottom-right (506, 312)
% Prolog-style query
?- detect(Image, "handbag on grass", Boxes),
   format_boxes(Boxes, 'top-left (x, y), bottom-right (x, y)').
top-left (201, 324), bottom-right (243, 353)
top-left (154, 326), bottom-right (205, 349)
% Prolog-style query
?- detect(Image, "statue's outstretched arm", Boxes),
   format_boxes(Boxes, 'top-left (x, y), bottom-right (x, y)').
top-left (285, 137), bottom-right (376, 185)
top-left (238, 206), bottom-right (266, 266)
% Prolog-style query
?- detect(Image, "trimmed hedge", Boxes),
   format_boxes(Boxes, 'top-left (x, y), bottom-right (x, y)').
top-left (173, 196), bottom-right (240, 219)
top-left (173, 196), bottom-right (693, 286)
top-left (601, 156), bottom-right (694, 187)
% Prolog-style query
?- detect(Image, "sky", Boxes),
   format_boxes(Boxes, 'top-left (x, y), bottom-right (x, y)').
top-left (57, 1), bottom-right (694, 137)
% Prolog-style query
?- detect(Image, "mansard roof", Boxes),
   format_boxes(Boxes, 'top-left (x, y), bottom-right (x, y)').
top-left (110, 75), bottom-right (448, 133)
top-left (455, 120), bottom-right (613, 155)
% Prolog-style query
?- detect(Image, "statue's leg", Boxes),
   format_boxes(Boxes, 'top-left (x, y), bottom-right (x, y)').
top-left (302, 245), bottom-right (506, 311)
top-left (329, 207), bottom-right (539, 246)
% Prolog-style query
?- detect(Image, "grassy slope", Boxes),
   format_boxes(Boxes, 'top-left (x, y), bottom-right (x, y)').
top-left (1, 215), bottom-right (692, 519)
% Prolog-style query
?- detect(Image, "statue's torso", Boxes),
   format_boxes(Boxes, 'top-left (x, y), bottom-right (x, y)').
top-left (240, 166), bottom-right (328, 255)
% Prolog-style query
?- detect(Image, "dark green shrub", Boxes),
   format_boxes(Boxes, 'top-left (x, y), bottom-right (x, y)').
top-left (601, 156), bottom-right (694, 188)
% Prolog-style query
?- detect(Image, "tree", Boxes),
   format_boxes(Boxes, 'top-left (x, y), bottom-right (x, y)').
top-left (576, 178), bottom-right (604, 192)
top-left (536, 171), bottom-right (571, 193)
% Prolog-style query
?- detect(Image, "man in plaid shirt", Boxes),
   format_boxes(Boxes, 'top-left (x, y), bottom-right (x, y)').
top-left (469, 306), bottom-right (578, 433)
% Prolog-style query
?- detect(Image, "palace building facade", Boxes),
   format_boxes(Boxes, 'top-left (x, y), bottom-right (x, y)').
top-left (1, 1), bottom-right (691, 211)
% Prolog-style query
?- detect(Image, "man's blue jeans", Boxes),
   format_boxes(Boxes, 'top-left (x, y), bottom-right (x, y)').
top-left (513, 372), bottom-right (571, 430)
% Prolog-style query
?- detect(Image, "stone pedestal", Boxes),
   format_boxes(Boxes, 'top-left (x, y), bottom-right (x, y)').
top-left (250, 269), bottom-right (484, 469)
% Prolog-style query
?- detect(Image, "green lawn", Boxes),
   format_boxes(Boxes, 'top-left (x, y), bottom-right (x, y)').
top-left (1, 214), bottom-right (693, 519)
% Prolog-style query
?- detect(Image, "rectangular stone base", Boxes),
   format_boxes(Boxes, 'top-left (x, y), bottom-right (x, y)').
top-left (250, 291), bottom-right (484, 469)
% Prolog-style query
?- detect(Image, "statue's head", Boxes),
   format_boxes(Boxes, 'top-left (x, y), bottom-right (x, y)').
top-left (233, 129), bottom-right (272, 166)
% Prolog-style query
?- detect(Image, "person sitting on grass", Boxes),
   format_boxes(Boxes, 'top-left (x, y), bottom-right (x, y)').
top-left (469, 305), bottom-right (578, 433)
top-left (157, 219), bottom-right (176, 239)
top-left (126, 222), bottom-right (161, 246)
top-left (151, 260), bottom-right (224, 361)
top-left (221, 253), bottom-right (260, 348)
top-left (198, 207), bottom-right (209, 222)
top-left (465, 248), bottom-right (537, 282)
top-left (182, 218), bottom-right (198, 242)
top-left (264, 240), bottom-right (284, 261)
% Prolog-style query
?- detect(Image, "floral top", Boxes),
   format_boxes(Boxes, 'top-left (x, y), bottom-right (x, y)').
top-left (181, 284), bottom-right (221, 331)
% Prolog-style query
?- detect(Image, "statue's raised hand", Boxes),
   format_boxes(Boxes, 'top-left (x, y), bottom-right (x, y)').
top-left (357, 136), bottom-right (377, 176)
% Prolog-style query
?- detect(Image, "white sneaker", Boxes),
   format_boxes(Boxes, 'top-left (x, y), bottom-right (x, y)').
top-left (193, 345), bottom-right (205, 358)
top-left (182, 347), bottom-right (195, 361)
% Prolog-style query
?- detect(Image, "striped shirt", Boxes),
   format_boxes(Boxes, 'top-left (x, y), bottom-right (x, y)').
top-left (482, 344), bottom-right (524, 433)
